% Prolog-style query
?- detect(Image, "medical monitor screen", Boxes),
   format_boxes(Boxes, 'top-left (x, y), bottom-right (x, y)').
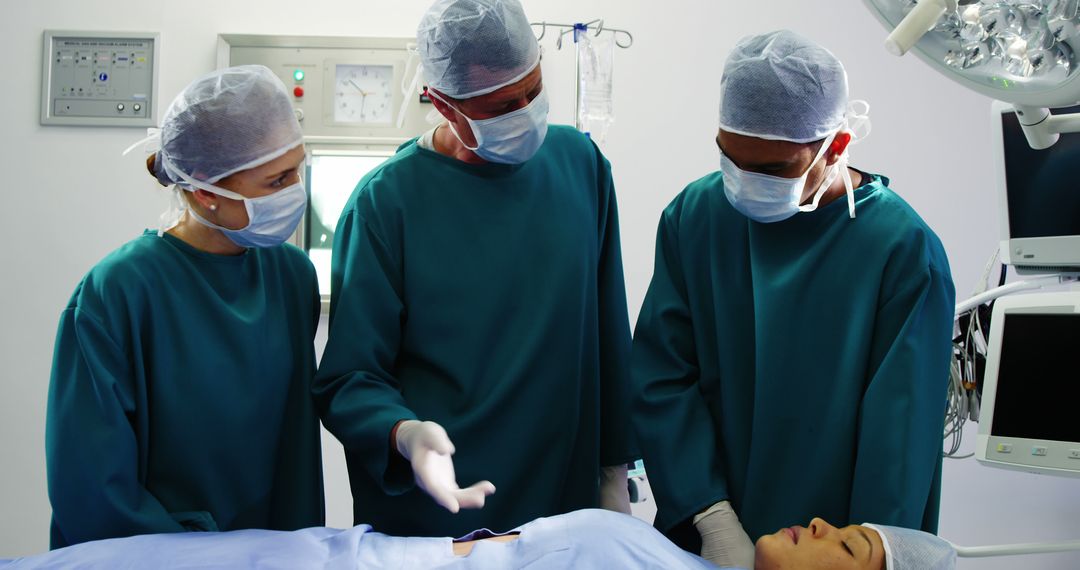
top-left (1001, 105), bottom-right (1080, 239)
top-left (991, 313), bottom-right (1080, 443)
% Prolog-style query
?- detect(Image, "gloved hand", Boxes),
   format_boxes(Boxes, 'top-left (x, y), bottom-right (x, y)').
top-left (599, 464), bottom-right (632, 514)
top-left (693, 500), bottom-right (755, 568)
top-left (394, 420), bottom-right (496, 513)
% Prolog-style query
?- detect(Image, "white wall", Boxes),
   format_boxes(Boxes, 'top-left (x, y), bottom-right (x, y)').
top-left (1, 1), bottom-right (1078, 567)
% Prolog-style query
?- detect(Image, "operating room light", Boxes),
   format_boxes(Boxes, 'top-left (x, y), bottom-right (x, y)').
top-left (864, 0), bottom-right (1080, 107)
top-left (865, 0), bottom-right (1080, 149)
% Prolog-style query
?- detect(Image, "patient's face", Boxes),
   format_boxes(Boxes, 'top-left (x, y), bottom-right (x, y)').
top-left (755, 517), bottom-right (885, 570)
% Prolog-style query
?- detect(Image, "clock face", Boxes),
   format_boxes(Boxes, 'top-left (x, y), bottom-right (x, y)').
top-left (333, 64), bottom-right (394, 124)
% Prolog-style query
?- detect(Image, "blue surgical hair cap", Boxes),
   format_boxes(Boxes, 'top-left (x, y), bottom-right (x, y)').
top-left (417, 0), bottom-right (541, 99)
top-left (157, 65), bottom-right (303, 185)
top-left (719, 30), bottom-right (849, 143)
top-left (864, 524), bottom-right (957, 570)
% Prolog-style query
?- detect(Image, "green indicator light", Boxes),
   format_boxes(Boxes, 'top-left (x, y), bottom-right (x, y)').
top-left (293, 69), bottom-right (305, 82)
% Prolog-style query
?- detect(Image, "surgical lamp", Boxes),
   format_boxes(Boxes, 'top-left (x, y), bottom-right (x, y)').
top-left (863, 0), bottom-right (1080, 148)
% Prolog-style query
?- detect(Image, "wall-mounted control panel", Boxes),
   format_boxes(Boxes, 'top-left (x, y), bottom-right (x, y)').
top-left (41, 30), bottom-right (159, 127)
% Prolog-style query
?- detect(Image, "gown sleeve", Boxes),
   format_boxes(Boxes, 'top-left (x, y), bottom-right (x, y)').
top-left (848, 235), bottom-right (955, 531)
top-left (631, 208), bottom-right (728, 531)
top-left (312, 207), bottom-right (417, 494)
top-left (46, 304), bottom-right (187, 548)
top-left (595, 148), bottom-right (638, 468)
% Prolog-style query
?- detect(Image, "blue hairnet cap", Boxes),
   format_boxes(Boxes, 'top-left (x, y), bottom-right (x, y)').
top-left (417, 0), bottom-right (541, 99)
top-left (157, 65), bottom-right (302, 185)
top-left (864, 524), bottom-right (957, 570)
top-left (720, 30), bottom-right (849, 143)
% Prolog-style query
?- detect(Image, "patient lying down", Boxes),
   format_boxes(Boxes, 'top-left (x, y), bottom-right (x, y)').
top-left (754, 517), bottom-right (955, 570)
top-left (2, 509), bottom-right (954, 569)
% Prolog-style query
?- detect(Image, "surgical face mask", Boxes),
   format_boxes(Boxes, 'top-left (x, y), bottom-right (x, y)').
top-left (430, 88), bottom-right (550, 164)
top-left (175, 169), bottom-right (308, 248)
top-left (720, 131), bottom-right (844, 223)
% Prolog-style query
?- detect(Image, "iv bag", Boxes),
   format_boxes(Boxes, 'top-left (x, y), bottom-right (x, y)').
top-left (576, 31), bottom-right (616, 144)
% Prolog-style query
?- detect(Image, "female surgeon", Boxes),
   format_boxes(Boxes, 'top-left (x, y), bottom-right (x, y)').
top-left (45, 65), bottom-right (324, 549)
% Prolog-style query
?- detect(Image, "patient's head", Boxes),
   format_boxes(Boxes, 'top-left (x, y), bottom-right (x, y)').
top-left (755, 518), bottom-right (885, 570)
top-left (755, 518), bottom-right (956, 570)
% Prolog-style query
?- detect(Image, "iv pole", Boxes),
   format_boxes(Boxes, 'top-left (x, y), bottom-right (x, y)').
top-left (530, 20), bottom-right (633, 132)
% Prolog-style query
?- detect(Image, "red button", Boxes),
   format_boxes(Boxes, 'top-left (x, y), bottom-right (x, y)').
top-left (293, 86), bottom-right (304, 98)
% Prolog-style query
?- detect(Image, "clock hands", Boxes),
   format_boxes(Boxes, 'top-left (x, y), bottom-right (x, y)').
top-left (347, 79), bottom-right (370, 97)
top-left (341, 73), bottom-right (390, 122)
top-left (346, 79), bottom-right (371, 119)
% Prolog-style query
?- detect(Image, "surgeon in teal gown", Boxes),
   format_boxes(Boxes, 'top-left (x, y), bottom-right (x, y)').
top-left (46, 66), bottom-right (324, 549)
top-left (313, 0), bottom-right (636, 539)
top-left (631, 31), bottom-right (956, 567)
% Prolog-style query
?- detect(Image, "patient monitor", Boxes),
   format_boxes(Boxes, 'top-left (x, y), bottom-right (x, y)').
top-left (975, 291), bottom-right (1080, 478)
top-left (992, 101), bottom-right (1080, 274)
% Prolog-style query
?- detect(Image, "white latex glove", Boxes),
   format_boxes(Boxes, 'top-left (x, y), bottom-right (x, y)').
top-left (693, 500), bottom-right (756, 568)
top-left (599, 464), bottom-right (632, 514)
top-left (394, 420), bottom-right (496, 513)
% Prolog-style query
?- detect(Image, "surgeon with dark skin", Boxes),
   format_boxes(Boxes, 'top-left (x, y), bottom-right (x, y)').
top-left (631, 30), bottom-right (956, 568)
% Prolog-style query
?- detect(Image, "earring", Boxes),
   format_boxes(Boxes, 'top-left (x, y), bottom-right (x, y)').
top-left (209, 204), bottom-right (218, 211)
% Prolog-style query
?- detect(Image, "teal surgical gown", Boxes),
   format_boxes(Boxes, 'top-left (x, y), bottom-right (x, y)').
top-left (632, 172), bottom-right (955, 547)
top-left (313, 125), bottom-right (636, 537)
top-left (46, 230), bottom-right (324, 549)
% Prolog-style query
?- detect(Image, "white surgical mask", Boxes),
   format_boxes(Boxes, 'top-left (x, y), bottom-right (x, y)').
top-left (174, 168), bottom-right (308, 249)
top-left (720, 130), bottom-right (853, 223)
top-left (430, 88), bottom-right (550, 164)
top-left (721, 100), bottom-right (871, 223)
